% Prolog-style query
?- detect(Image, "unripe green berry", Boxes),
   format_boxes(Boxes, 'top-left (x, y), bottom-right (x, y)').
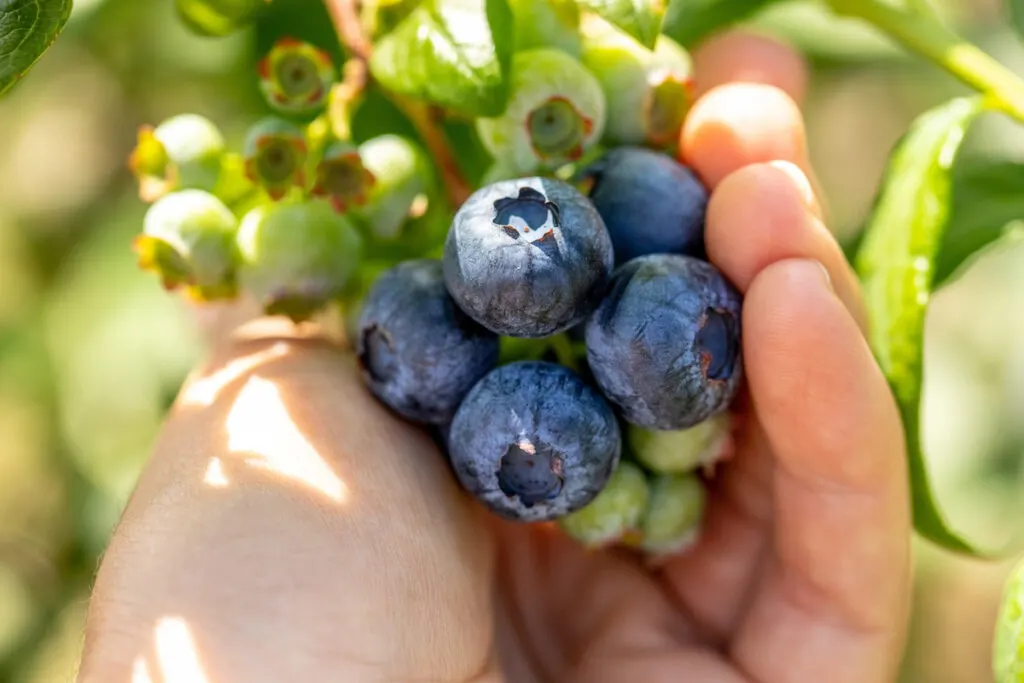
top-left (312, 141), bottom-right (376, 214)
top-left (129, 114), bottom-right (226, 202)
top-left (628, 413), bottom-right (732, 475)
top-left (350, 135), bottom-right (434, 243)
top-left (242, 117), bottom-right (309, 201)
top-left (174, 0), bottom-right (269, 37)
top-left (258, 37), bottom-right (336, 117)
top-left (236, 200), bottom-right (363, 322)
top-left (476, 48), bottom-right (606, 175)
top-left (509, 0), bottom-right (582, 57)
top-left (635, 473), bottom-right (706, 558)
top-left (580, 15), bottom-right (694, 149)
top-left (135, 190), bottom-right (239, 301)
top-left (559, 460), bottom-right (650, 548)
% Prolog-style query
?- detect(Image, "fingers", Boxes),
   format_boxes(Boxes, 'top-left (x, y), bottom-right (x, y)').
top-left (79, 320), bottom-right (498, 683)
top-left (692, 31), bottom-right (809, 105)
top-left (731, 260), bottom-right (910, 683)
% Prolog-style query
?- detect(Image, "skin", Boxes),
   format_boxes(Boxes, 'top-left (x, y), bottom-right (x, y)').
top-left (77, 31), bottom-right (910, 683)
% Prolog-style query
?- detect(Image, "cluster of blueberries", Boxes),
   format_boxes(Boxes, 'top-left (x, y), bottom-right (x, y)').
top-left (355, 146), bottom-right (743, 554)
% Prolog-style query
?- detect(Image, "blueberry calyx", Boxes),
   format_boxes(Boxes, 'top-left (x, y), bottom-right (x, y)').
top-left (497, 438), bottom-right (565, 507)
top-left (526, 96), bottom-right (593, 160)
top-left (696, 307), bottom-right (740, 381)
top-left (644, 73), bottom-right (691, 147)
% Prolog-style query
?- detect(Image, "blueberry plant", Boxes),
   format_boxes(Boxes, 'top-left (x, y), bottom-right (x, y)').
top-left (6, 0), bottom-right (1024, 677)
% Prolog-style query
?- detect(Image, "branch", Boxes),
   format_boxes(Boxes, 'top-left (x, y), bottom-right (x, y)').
top-left (324, 0), bottom-right (472, 207)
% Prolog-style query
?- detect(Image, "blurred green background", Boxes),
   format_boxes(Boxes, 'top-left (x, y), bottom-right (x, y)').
top-left (0, 0), bottom-right (1023, 680)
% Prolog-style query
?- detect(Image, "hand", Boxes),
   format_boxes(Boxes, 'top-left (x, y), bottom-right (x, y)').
top-left (77, 32), bottom-right (911, 683)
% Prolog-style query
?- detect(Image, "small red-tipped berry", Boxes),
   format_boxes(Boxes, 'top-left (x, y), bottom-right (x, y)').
top-left (312, 141), bottom-right (376, 214)
top-left (258, 37), bottom-right (336, 116)
top-left (135, 190), bottom-right (239, 301)
top-left (242, 117), bottom-right (309, 200)
top-left (129, 114), bottom-right (226, 202)
top-left (236, 200), bottom-right (363, 322)
top-left (476, 49), bottom-right (605, 175)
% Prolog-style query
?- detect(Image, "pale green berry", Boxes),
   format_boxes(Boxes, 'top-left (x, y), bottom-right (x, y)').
top-left (994, 558), bottom-right (1024, 683)
top-left (130, 114), bottom-right (226, 202)
top-left (509, 0), bottom-right (582, 57)
top-left (135, 190), bottom-right (239, 301)
top-left (258, 37), bottom-right (336, 117)
top-left (580, 15), bottom-right (694, 148)
top-left (351, 135), bottom-right (435, 243)
top-left (312, 141), bottom-right (376, 214)
top-left (628, 412), bottom-right (732, 475)
top-left (236, 200), bottom-right (363, 322)
top-left (175, 0), bottom-right (268, 37)
top-left (636, 473), bottom-right (706, 558)
top-left (476, 48), bottom-right (606, 174)
top-left (242, 117), bottom-right (309, 201)
top-left (559, 461), bottom-right (650, 548)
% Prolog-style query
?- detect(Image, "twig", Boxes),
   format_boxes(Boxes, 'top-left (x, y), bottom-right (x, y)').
top-left (324, 0), bottom-right (472, 207)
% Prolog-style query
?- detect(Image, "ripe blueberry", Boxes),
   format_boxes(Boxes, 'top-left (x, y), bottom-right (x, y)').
top-left (356, 259), bottom-right (499, 424)
top-left (585, 254), bottom-right (743, 430)
top-left (443, 177), bottom-right (614, 338)
top-left (581, 146), bottom-right (708, 263)
top-left (448, 361), bottom-right (621, 522)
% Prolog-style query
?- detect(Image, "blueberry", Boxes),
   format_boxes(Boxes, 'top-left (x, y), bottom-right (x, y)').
top-left (627, 412), bottom-right (732, 474)
top-left (448, 361), bottom-right (621, 522)
top-left (585, 254), bottom-right (742, 430)
top-left (356, 259), bottom-right (499, 424)
top-left (558, 460), bottom-right (649, 547)
top-left (635, 473), bottom-right (706, 559)
top-left (443, 177), bottom-right (614, 338)
top-left (581, 147), bottom-right (708, 263)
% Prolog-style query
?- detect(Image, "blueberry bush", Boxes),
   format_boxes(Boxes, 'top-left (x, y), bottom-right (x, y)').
top-left (4, 0), bottom-right (1024, 679)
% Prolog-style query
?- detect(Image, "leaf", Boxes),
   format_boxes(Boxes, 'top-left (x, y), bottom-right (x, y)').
top-left (855, 96), bottom-right (1004, 555)
top-left (0, 0), bottom-right (73, 97)
top-left (576, 0), bottom-right (664, 49)
top-left (370, 0), bottom-right (514, 117)
top-left (994, 557), bottom-right (1024, 683)
top-left (933, 159), bottom-right (1024, 288)
top-left (1012, 0), bottom-right (1024, 42)
top-left (662, 0), bottom-right (778, 48)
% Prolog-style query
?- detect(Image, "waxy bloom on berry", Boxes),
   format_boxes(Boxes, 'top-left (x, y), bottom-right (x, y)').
top-left (258, 37), bottom-right (336, 116)
top-left (242, 117), bottom-right (309, 200)
top-left (135, 190), bottom-right (239, 302)
top-left (312, 141), bottom-right (376, 214)
top-left (129, 114), bottom-right (226, 202)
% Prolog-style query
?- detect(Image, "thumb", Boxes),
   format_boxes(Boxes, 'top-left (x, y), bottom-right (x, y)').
top-left (79, 318), bottom-right (498, 683)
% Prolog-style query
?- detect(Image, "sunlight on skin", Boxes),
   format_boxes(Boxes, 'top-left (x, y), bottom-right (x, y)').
top-left (180, 343), bottom-right (291, 408)
top-left (224, 375), bottom-right (348, 503)
top-left (154, 616), bottom-right (211, 683)
top-left (131, 656), bottom-right (155, 683)
top-left (202, 457), bottom-right (229, 488)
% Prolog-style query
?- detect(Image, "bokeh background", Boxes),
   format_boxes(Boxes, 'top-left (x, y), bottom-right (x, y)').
top-left (0, 0), bottom-right (1022, 680)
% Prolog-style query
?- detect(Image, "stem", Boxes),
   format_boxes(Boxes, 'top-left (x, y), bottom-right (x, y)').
top-left (324, 0), bottom-right (472, 207)
top-left (826, 0), bottom-right (1024, 124)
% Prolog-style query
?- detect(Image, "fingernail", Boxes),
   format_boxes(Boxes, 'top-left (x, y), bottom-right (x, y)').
top-left (812, 259), bottom-right (834, 292)
top-left (768, 160), bottom-right (816, 210)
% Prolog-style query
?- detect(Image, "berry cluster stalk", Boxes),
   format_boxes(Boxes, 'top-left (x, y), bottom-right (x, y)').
top-left (324, 0), bottom-right (473, 206)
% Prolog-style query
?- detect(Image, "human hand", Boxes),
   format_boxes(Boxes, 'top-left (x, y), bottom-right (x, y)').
top-left (77, 32), bottom-right (911, 683)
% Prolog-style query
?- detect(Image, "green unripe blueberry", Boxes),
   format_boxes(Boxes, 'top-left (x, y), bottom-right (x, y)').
top-left (476, 48), bottom-right (606, 175)
top-left (174, 0), bottom-right (268, 37)
top-left (628, 413), bottom-right (732, 475)
top-left (236, 200), bottom-right (363, 322)
top-left (258, 37), bottom-right (336, 117)
top-left (135, 190), bottom-right (239, 301)
top-left (580, 15), bottom-right (694, 149)
top-left (130, 114), bottom-right (226, 202)
top-left (350, 135), bottom-right (435, 243)
top-left (242, 117), bottom-right (309, 201)
top-left (559, 460), bottom-right (650, 548)
top-left (636, 473), bottom-right (706, 558)
top-left (509, 0), bottom-right (582, 57)
top-left (312, 141), bottom-right (377, 214)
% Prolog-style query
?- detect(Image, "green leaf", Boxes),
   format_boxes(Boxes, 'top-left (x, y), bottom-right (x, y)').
top-left (0, 0), bottom-right (73, 97)
top-left (662, 0), bottom-right (778, 48)
top-left (856, 96), bottom-right (1000, 555)
top-left (994, 557), bottom-right (1024, 683)
top-left (576, 0), bottom-right (664, 49)
top-left (370, 0), bottom-right (514, 117)
top-left (933, 159), bottom-right (1024, 288)
top-left (1011, 0), bottom-right (1024, 42)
